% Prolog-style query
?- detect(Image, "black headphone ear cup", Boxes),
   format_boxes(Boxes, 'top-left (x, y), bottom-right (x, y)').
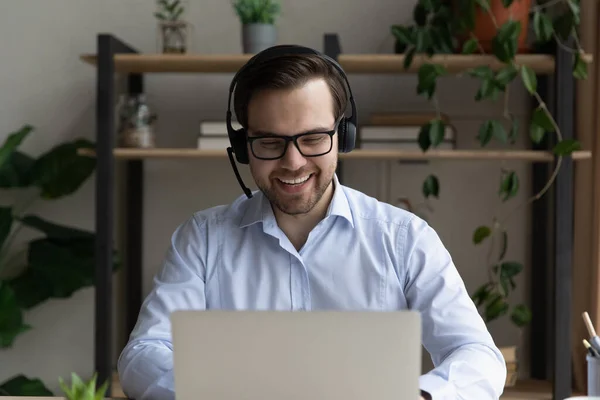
top-left (343, 119), bottom-right (356, 153)
top-left (337, 118), bottom-right (356, 153)
top-left (230, 128), bottom-right (249, 164)
top-left (337, 119), bottom-right (348, 153)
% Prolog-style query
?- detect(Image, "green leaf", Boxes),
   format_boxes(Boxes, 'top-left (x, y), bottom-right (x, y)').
top-left (478, 121), bottom-right (494, 146)
top-left (462, 38), bottom-right (478, 54)
top-left (0, 283), bottom-right (31, 348)
top-left (484, 293), bottom-right (510, 323)
top-left (475, 0), bottom-right (491, 11)
top-left (391, 25), bottom-right (413, 45)
top-left (532, 107), bottom-right (555, 132)
top-left (19, 214), bottom-right (94, 240)
top-left (0, 151), bottom-right (35, 189)
top-left (495, 64), bottom-right (518, 88)
top-left (429, 119), bottom-right (446, 146)
top-left (491, 120), bottom-right (508, 143)
top-left (502, 0), bottom-right (514, 6)
top-left (499, 171), bottom-right (519, 201)
top-left (473, 226), bottom-right (491, 244)
top-left (499, 261), bottom-right (523, 277)
top-left (511, 304), bottom-right (532, 327)
top-left (413, 3), bottom-right (428, 26)
top-left (418, 123), bottom-right (432, 151)
top-left (553, 12), bottom-right (575, 41)
top-left (574, 52), bottom-right (588, 80)
top-left (8, 235), bottom-right (118, 310)
top-left (477, 120), bottom-right (505, 145)
top-left (7, 217), bottom-right (118, 309)
top-left (533, 11), bottom-right (554, 42)
top-left (0, 375), bottom-right (53, 396)
top-left (30, 139), bottom-right (96, 199)
top-left (422, 175), bottom-right (439, 198)
top-left (403, 46), bottom-right (416, 70)
top-left (520, 65), bottom-right (537, 94)
top-left (0, 207), bottom-right (13, 252)
top-left (468, 66), bottom-right (494, 79)
top-left (492, 20), bottom-right (521, 62)
top-left (0, 125), bottom-right (33, 171)
top-left (530, 124), bottom-right (546, 144)
top-left (471, 282), bottom-right (493, 307)
top-left (475, 77), bottom-right (501, 101)
top-left (567, 0), bottom-right (580, 24)
top-left (417, 63), bottom-right (447, 99)
top-left (553, 138), bottom-right (581, 155)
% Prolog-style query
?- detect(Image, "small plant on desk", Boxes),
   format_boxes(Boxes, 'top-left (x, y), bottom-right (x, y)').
top-left (59, 373), bottom-right (108, 400)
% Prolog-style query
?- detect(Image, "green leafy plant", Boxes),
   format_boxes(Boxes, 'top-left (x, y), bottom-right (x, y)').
top-left (154, 0), bottom-right (185, 21)
top-left (232, 0), bottom-right (281, 24)
top-left (59, 372), bottom-right (108, 400)
top-left (391, 0), bottom-right (588, 329)
top-left (0, 125), bottom-right (119, 395)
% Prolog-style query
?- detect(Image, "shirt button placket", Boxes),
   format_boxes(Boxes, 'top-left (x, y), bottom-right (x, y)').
top-left (290, 256), bottom-right (310, 311)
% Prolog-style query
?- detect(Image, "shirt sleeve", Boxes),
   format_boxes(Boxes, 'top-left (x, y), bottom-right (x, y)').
top-left (401, 215), bottom-right (507, 400)
top-left (117, 215), bottom-right (207, 400)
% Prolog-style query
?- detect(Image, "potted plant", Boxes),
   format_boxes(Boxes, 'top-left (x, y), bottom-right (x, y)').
top-left (59, 372), bottom-right (108, 400)
top-left (232, 0), bottom-right (281, 54)
top-left (154, 0), bottom-right (190, 54)
top-left (391, 0), bottom-right (588, 386)
top-left (0, 125), bottom-right (120, 395)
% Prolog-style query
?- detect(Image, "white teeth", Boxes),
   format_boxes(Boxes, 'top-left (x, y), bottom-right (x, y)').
top-left (279, 175), bottom-right (311, 185)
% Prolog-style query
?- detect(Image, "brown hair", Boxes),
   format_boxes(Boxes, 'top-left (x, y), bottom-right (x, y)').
top-left (232, 54), bottom-right (348, 129)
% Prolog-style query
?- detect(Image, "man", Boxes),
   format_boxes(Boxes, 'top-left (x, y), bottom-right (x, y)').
top-left (117, 45), bottom-right (506, 400)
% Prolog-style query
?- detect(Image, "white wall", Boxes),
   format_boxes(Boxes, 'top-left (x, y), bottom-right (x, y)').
top-left (0, 0), bottom-right (532, 394)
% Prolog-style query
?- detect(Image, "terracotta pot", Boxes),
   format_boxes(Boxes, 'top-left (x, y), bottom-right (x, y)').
top-left (456, 0), bottom-right (532, 53)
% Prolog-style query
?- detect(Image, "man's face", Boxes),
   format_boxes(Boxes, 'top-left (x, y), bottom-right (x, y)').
top-left (246, 78), bottom-right (338, 216)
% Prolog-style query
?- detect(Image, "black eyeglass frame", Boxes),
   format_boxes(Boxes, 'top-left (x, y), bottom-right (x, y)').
top-left (246, 120), bottom-right (340, 161)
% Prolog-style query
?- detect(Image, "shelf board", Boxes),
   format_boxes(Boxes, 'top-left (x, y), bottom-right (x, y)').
top-left (80, 53), bottom-right (592, 74)
top-left (78, 147), bottom-right (592, 161)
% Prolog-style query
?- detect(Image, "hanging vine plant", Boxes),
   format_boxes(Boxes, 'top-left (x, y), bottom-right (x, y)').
top-left (391, 0), bottom-right (588, 328)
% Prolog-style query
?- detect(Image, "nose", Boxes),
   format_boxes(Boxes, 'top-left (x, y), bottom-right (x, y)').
top-left (280, 141), bottom-right (307, 170)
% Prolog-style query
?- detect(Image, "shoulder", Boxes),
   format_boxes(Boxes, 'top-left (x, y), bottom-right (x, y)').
top-left (340, 184), bottom-right (418, 229)
top-left (340, 184), bottom-right (443, 255)
top-left (173, 192), bottom-right (256, 237)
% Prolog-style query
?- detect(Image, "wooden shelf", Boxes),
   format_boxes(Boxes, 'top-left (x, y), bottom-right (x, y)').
top-left (80, 53), bottom-right (593, 75)
top-left (78, 147), bottom-right (592, 161)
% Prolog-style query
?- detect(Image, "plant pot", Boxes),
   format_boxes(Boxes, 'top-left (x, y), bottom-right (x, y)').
top-left (500, 345), bottom-right (518, 387)
top-left (242, 23), bottom-right (277, 54)
top-left (157, 20), bottom-right (190, 54)
top-left (455, 0), bottom-right (532, 53)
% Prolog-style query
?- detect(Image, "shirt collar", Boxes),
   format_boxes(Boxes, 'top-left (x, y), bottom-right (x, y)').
top-left (238, 173), bottom-right (354, 228)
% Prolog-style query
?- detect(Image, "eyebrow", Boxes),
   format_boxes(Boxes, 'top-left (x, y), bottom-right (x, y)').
top-left (249, 126), bottom-right (334, 137)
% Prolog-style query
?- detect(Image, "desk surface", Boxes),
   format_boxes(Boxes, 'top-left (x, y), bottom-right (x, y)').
top-left (0, 379), bottom-right (579, 400)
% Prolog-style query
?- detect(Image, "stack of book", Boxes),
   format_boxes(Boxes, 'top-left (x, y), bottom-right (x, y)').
top-left (358, 112), bottom-right (456, 150)
top-left (197, 120), bottom-right (240, 149)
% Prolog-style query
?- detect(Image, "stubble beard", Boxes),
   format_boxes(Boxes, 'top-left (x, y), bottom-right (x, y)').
top-left (254, 160), bottom-right (337, 216)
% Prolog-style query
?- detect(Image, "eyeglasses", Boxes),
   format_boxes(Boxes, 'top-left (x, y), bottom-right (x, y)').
top-left (247, 121), bottom-right (339, 161)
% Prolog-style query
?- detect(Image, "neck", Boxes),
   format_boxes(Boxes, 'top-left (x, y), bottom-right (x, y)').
top-left (273, 180), bottom-right (335, 250)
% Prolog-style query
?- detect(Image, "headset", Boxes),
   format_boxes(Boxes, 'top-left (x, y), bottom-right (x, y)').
top-left (225, 44), bottom-right (358, 198)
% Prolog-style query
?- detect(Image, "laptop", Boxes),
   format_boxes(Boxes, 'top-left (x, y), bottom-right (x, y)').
top-left (171, 310), bottom-right (422, 400)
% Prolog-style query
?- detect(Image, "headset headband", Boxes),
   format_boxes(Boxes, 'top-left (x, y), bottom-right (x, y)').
top-left (226, 45), bottom-right (356, 129)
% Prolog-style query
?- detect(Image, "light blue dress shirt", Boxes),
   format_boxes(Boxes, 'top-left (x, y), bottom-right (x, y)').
top-left (118, 175), bottom-right (506, 400)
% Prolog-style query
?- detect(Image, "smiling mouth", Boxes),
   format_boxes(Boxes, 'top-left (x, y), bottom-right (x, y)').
top-left (277, 174), bottom-right (313, 185)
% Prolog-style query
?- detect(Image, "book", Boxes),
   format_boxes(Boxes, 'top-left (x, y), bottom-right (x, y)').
top-left (199, 120), bottom-right (241, 136)
top-left (368, 112), bottom-right (451, 126)
top-left (359, 125), bottom-right (455, 141)
top-left (358, 140), bottom-right (455, 150)
top-left (197, 136), bottom-right (230, 149)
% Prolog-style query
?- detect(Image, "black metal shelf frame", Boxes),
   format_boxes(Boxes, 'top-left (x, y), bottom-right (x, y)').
top-left (93, 33), bottom-right (575, 400)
